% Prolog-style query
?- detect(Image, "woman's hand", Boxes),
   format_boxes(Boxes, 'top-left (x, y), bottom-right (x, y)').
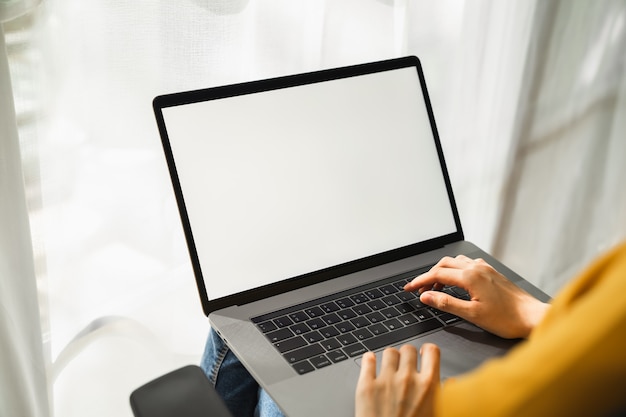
top-left (355, 344), bottom-right (440, 417)
top-left (405, 255), bottom-right (550, 339)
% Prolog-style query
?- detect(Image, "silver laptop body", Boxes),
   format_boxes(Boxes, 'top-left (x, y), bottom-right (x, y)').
top-left (153, 56), bottom-right (549, 416)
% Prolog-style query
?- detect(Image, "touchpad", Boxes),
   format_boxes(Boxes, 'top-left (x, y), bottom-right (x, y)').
top-left (354, 322), bottom-right (519, 379)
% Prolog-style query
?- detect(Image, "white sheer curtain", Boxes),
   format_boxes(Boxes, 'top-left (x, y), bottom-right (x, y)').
top-left (2, 1), bottom-right (625, 417)
top-left (1, 1), bottom-right (48, 417)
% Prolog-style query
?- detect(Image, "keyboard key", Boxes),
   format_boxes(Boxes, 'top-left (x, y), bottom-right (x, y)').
top-left (336, 298), bottom-right (355, 308)
top-left (353, 304), bottom-right (373, 315)
top-left (398, 314), bottom-right (419, 326)
top-left (321, 337), bottom-right (342, 351)
top-left (290, 323), bottom-right (310, 335)
top-left (381, 306), bottom-right (401, 319)
top-left (408, 298), bottom-right (426, 309)
top-left (257, 321), bottom-right (277, 333)
top-left (338, 309), bottom-right (357, 320)
top-left (397, 291), bottom-right (416, 301)
top-left (321, 313), bottom-right (341, 325)
top-left (305, 306), bottom-right (324, 318)
top-left (266, 328), bottom-right (294, 343)
top-left (343, 343), bottom-right (368, 357)
top-left (350, 293), bottom-right (369, 304)
top-left (306, 317), bottom-right (325, 330)
top-left (319, 325), bottom-right (340, 338)
top-left (383, 318), bottom-right (403, 331)
top-left (367, 299), bottom-right (386, 310)
top-left (292, 360), bottom-right (315, 375)
top-left (364, 288), bottom-right (384, 299)
top-left (336, 321), bottom-right (356, 333)
top-left (379, 284), bottom-right (399, 295)
top-left (362, 319), bottom-right (443, 351)
top-left (368, 323), bottom-right (389, 336)
top-left (428, 307), bottom-right (444, 316)
top-left (413, 308), bottom-right (432, 321)
top-left (438, 312), bottom-right (463, 325)
top-left (337, 333), bottom-right (358, 346)
top-left (284, 343), bottom-right (325, 363)
top-left (449, 286), bottom-right (470, 300)
top-left (396, 303), bottom-right (414, 314)
top-left (382, 294), bottom-right (401, 306)
top-left (393, 279), bottom-right (410, 290)
top-left (320, 301), bottom-right (340, 313)
top-left (273, 316), bottom-right (294, 328)
top-left (365, 311), bottom-right (385, 323)
top-left (303, 330), bottom-right (324, 343)
top-left (327, 349), bottom-right (349, 363)
top-left (351, 317), bottom-right (371, 328)
top-left (274, 336), bottom-right (307, 353)
top-left (310, 354), bottom-right (332, 369)
top-left (353, 328), bottom-right (374, 341)
top-left (289, 311), bottom-right (309, 323)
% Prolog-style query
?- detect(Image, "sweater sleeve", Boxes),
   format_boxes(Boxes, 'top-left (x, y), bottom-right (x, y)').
top-left (435, 242), bottom-right (626, 417)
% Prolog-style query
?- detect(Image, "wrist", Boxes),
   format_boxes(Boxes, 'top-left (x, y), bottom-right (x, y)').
top-left (520, 299), bottom-right (550, 338)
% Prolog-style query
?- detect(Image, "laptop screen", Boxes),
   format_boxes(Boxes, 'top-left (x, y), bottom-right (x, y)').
top-left (156, 57), bottom-right (461, 311)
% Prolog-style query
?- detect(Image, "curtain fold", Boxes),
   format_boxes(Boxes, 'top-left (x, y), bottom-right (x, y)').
top-left (0, 0), bottom-right (40, 21)
top-left (442, 0), bottom-right (538, 250)
top-left (493, 0), bottom-right (626, 295)
top-left (0, 18), bottom-right (49, 417)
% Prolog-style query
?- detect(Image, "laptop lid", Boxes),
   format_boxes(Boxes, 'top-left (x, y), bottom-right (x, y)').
top-left (153, 56), bottom-right (463, 316)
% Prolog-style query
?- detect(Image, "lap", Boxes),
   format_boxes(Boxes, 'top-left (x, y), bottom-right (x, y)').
top-left (200, 328), bottom-right (286, 417)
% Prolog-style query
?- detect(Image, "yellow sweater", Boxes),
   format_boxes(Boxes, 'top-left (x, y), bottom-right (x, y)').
top-left (436, 242), bottom-right (626, 417)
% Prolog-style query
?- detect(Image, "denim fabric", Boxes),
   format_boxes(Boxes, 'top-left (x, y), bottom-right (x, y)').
top-left (200, 328), bottom-right (286, 417)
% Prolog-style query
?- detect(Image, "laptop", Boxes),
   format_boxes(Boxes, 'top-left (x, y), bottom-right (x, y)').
top-left (153, 56), bottom-right (549, 416)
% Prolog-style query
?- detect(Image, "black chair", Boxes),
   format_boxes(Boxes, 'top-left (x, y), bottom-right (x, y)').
top-left (130, 365), bottom-right (232, 417)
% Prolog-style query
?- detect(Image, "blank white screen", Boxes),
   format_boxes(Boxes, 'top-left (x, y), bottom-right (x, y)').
top-left (162, 67), bottom-right (457, 300)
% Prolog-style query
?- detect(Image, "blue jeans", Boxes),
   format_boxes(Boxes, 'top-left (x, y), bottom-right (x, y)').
top-left (200, 328), bottom-right (286, 417)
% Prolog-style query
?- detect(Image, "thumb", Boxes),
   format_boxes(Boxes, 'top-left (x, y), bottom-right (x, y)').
top-left (420, 291), bottom-right (467, 317)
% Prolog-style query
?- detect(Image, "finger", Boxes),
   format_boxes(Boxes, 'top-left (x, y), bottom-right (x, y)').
top-left (419, 291), bottom-right (470, 317)
top-left (418, 343), bottom-right (441, 382)
top-left (355, 352), bottom-right (377, 408)
top-left (379, 347), bottom-right (401, 376)
top-left (410, 256), bottom-right (474, 286)
top-left (437, 255), bottom-right (475, 269)
top-left (398, 344), bottom-right (418, 373)
top-left (405, 255), bottom-right (481, 292)
top-left (358, 351), bottom-right (377, 382)
top-left (399, 344), bottom-right (418, 365)
top-left (405, 267), bottom-right (465, 292)
top-left (455, 254), bottom-right (474, 263)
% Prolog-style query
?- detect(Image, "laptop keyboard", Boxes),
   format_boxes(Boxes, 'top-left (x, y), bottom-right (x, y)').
top-left (252, 266), bottom-right (470, 375)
